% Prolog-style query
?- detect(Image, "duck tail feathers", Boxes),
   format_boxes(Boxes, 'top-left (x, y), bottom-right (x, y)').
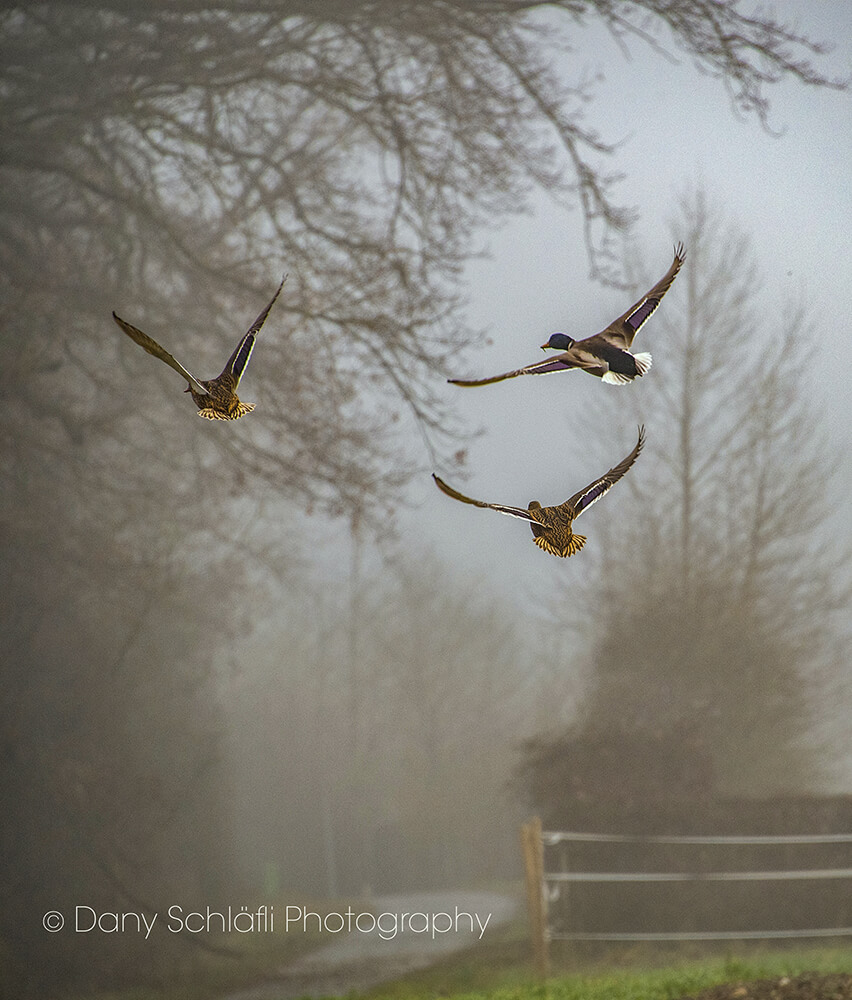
top-left (634, 352), bottom-right (652, 376)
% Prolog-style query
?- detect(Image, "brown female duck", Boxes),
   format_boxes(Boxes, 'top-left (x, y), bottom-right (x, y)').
top-left (112, 274), bottom-right (287, 419)
top-left (433, 427), bottom-right (645, 558)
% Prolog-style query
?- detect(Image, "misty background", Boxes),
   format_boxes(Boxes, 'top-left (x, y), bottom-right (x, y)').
top-left (2, 1), bottom-right (850, 994)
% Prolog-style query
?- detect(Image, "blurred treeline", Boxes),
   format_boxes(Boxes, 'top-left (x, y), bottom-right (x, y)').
top-left (227, 553), bottom-right (572, 898)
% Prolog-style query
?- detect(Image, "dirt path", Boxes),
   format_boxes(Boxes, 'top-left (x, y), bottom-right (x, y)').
top-left (222, 889), bottom-right (518, 1000)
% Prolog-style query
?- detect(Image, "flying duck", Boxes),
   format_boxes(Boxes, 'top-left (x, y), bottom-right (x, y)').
top-left (449, 245), bottom-right (684, 387)
top-left (112, 274), bottom-right (287, 419)
top-left (432, 427), bottom-right (644, 557)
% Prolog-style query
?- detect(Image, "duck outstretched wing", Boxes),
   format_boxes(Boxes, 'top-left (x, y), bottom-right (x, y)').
top-left (432, 474), bottom-right (537, 522)
top-left (599, 244), bottom-right (685, 350)
top-left (562, 426), bottom-right (645, 519)
top-left (221, 272), bottom-right (287, 386)
top-left (448, 351), bottom-right (589, 386)
top-left (112, 312), bottom-right (209, 395)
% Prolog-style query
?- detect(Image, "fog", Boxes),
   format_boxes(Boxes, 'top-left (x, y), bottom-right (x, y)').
top-left (2, 1), bottom-right (850, 995)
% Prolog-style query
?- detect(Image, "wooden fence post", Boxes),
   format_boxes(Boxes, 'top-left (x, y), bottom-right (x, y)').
top-left (521, 816), bottom-right (549, 979)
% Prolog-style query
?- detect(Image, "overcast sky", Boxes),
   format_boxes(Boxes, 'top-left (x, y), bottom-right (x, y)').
top-left (372, 0), bottom-right (852, 604)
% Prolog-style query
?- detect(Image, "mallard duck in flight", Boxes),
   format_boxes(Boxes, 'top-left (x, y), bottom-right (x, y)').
top-left (449, 245), bottom-right (684, 387)
top-left (112, 274), bottom-right (287, 419)
top-left (433, 427), bottom-right (644, 558)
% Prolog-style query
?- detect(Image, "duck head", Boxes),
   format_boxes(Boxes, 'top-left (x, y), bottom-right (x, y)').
top-left (541, 333), bottom-right (575, 351)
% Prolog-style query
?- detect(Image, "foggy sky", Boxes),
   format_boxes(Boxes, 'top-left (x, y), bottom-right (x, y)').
top-left (388, 1), bottom-right (852, 606)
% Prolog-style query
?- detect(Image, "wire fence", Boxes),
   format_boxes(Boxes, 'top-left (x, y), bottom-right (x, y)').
top-left (520, 817), bottom-right (852, 976)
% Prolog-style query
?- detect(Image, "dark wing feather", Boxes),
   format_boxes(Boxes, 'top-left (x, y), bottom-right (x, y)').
top-left (449, 367), bottom-right (533, 387)
top-left (246, 272), bottom-right (288, 339)
top-left (449, 353), bottom-right (581, 386)
top-left (223, 331), bottom-right (257, 386)
top-left (561, 426), bottom-right (645, 518)
top-left (432, 474), bottom-right (537, 522)
top-left (597, 243), bottom-right (685, 350)
top-left (111, 312), bottom-right (208, 394)
top-left (220, 272), bottom-right (287, 385)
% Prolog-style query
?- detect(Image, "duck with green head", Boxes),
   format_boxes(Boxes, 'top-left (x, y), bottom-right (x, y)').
top-left (450, 245), bottom-right (684, 388)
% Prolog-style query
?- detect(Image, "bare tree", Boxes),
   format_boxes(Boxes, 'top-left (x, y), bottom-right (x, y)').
top-left (228, 550), bottom-right (560, 894)
top-left (559, 188), bottom-right (849, 794)
top-left (1, 1), bottom-right (845, 524)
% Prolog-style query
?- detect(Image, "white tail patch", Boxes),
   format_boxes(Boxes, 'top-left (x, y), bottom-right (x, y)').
top-left (634, 352), bottom-right (652, 376)
top-left (602, 352), bottom-right (652, 384)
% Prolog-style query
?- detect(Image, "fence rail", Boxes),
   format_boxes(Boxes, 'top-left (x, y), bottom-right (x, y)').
top-left (545, 867), bottom-right (852, 882)
top-left (550, 927), bottom-right (852, 942)
top-left (520, 817), bottom-right (852, 977)
top-left (543, 830), bottom-right (852, 845)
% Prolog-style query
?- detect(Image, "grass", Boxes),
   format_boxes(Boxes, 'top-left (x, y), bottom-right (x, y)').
top-left (363, 921), bottom-right (852, 1000)
top-left (494, 951), bottom-right (851, 1000)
